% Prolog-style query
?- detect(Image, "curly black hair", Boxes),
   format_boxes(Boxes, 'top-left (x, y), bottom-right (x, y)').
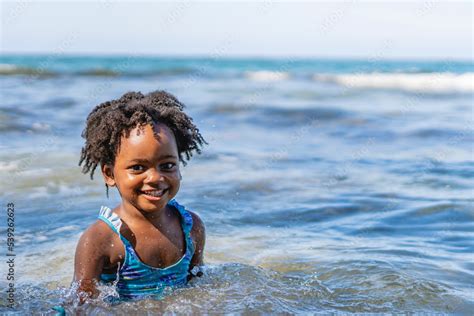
top-left (79, 90), bottom-right (206, 180)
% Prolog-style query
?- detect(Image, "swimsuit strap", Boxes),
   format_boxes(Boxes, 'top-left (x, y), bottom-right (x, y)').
top-left (98, 205), bottom-right (131, 246)
top-left (98, 206), bottom-right (122, 234)
top-left (168, 199), bottom-right (195, 254)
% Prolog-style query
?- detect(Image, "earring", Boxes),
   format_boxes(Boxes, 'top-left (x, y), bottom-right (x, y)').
top-left (105, 183), bottom-right (109, 198)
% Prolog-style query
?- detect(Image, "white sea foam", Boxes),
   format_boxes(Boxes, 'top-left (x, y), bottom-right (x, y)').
top-left (0, 64), bottom-right (18, 70)
top-left (313, 72), bottom-right (474, 93)
top-left (31, 122), bottom-right (51, 132)
top-left (0, 63), bottom-right (18, 71)
top-left (49, 225), bottom-right (80, 235)
top-left (0, 161), bottom-right (19, 171)
top-left (245, 71), bottom-right (289, 81)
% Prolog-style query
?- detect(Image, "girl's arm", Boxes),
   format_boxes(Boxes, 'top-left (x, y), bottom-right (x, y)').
top-left (188, 211), bottom-right (206, 279)
top-left (73, 222), bottom-right (110, 302)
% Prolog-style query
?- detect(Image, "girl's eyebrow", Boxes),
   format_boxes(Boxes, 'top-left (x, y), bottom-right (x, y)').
top-left (157, 154), bottom-right (178, 160)
top-left (127, 155), bottom-right (177, 163)
top-left (127, 158), bottom-right (149, 164)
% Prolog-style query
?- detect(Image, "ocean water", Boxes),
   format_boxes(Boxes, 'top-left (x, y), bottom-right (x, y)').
top-left (0, 55), bottom-right (473, 314)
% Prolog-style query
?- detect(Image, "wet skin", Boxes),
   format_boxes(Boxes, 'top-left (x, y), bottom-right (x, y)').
top-left (73, 123), bottom-right (205, 300)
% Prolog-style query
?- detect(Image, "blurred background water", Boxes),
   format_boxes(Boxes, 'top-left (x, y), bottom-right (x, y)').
top-left (0, 55), bottom-right (473, 314)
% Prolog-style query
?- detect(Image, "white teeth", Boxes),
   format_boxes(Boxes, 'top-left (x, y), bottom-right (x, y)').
top-left (142, 189), bottom-right (166, 197)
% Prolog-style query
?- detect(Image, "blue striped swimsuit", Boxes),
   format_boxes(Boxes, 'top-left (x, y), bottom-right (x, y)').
top-left (98, 199), bottom-right (195, 301)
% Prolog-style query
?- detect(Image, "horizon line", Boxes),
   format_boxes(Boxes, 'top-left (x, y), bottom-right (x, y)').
top-left (1, 51), bottom-right (473, 63)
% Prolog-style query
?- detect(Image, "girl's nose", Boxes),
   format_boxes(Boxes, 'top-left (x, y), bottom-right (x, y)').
top-left (144, 168), bottom-right (164, 183)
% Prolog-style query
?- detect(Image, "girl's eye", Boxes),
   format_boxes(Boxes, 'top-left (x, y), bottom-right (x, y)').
top-left (130, 165), bottom-right (145, 172)
top-left (161, 162), bottom-right (176, 170)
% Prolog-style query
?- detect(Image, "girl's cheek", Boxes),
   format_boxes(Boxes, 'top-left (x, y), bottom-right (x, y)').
top-left (171, 171), bottom-right (181, 180)
top-left (126, 173), bottom-right (143, 182)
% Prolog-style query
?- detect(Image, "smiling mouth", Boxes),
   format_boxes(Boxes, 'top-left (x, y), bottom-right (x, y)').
top-left (140, 189), bottom-right (168, 198)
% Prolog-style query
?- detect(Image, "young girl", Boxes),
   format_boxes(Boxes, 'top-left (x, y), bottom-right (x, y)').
top-left (74, 90), bottom-right (206, 302)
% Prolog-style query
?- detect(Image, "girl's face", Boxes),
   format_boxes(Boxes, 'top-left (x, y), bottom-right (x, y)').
top-left (102, 122), bottom-right (181, 215)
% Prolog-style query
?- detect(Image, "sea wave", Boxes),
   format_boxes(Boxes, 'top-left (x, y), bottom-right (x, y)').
top-left (313, 72), bottom-right (474, 93)
top-left (76, 68), bottom-right (120, 76)
top-left (245, 70), bottom-right (290, 81)
top-left (0, 64), bottom-right (196, 77)
top-left (75, 67), bottom-right (196, 77)
top-left (0, 64), bottom-right (57, 76)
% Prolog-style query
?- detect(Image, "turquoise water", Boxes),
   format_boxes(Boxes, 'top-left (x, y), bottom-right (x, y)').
top-left (0, 55), bottom-right (473, 314)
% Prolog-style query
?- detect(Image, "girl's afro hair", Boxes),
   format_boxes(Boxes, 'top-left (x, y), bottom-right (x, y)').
top-left (79, 90), bottom-right (206, 179)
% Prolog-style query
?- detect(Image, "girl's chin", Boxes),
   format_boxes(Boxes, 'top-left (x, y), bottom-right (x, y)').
top-left (138, 203), bottom-right (168, 215)
top-left (138, 194), bottom-right (169, 211)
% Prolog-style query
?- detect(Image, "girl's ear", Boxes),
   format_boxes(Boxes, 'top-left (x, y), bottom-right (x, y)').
top-left (101, 164), bottom-right (116, 187)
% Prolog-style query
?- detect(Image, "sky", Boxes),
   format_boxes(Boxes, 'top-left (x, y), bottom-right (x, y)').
top-left (1, 1), bottom-right (473, 60)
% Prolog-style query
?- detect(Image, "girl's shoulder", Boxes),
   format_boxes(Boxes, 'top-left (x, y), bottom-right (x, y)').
top-left (187, 210), bottom-right (205, 233)
top-left (186, 210), bottom-right (206, 252)
top-left (76, 218), bottom-right (121, 259)
top-left (84, 218), bottom-right (118, 240)
top-left (75, 218), bottom-right (127, 270)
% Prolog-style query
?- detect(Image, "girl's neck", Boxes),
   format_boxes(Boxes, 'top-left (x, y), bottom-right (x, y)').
top-left (117, 202), bottom-right (171, 228)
